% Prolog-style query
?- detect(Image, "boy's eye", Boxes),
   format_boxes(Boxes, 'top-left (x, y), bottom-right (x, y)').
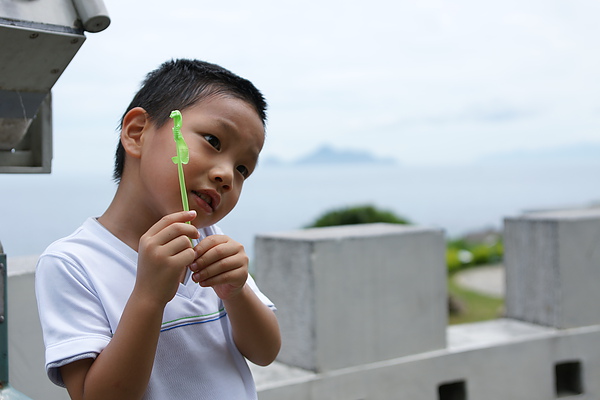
top-left (203, 134), bottom-right (221, 150)
top-left (236, 165), bottom-right (249, 179)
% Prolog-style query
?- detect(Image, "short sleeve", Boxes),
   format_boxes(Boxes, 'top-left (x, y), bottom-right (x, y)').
top-left (245, 274), bottom-right (276, 310)
top-left (35, 253), bottom-right (112, 386)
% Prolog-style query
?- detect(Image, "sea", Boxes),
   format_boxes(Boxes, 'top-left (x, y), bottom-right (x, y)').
top-left (1, 162), bottom-right (600, 260)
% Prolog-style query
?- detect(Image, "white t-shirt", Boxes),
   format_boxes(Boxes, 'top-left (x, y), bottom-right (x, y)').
top-left (35, 218), bottom-right (274, 400)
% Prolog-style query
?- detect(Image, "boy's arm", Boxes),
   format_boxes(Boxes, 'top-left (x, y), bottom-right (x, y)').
top-left (60, 211), bottom-right (199, 400)
top-left (191, 235), bottom-right (281, 366)
top-left (223, 284), bottom-right (281, 366)
top-left (61, 292), bottom-right (165, 400)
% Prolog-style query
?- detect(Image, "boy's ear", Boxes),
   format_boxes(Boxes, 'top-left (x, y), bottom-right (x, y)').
top-left (120, 107), bottom-right (148, 159)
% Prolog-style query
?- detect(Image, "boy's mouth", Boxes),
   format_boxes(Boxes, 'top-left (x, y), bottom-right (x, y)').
top-left (191, 190), bottom-right (220, 212)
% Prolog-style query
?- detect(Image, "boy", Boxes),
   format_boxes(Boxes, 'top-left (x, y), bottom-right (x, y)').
top-left (35, 59), bottom-right (281, 400)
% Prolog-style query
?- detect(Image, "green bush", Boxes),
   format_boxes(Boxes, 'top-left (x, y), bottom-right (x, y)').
top-left (446, 235), bottom-right (503, 275)
top-left (306, 204), bottom-right (410, 228)
top-left (306, 204), bottom-right (503, 273)
top-left (446, 248), bottom-right (463, 274)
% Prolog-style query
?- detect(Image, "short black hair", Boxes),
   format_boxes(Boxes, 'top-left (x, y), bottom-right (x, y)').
top-left (113, 59), bottom-right (267, 182)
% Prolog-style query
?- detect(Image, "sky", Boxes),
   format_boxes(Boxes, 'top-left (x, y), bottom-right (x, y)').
top-left (49, 0), bottom-right (600, 175)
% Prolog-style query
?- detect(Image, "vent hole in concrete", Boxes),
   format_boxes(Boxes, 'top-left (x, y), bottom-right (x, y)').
top-left (438, 380), bottom-right (467, 400)
top-left (555, 360), bottom-right (584, 397)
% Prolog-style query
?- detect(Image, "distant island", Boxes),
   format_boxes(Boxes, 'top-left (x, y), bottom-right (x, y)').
top-left (262, 145), bottom-right (397, 166)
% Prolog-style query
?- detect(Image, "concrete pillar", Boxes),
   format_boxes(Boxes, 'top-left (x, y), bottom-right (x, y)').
top-left (254, 223), bottom-right (447, 373)
top-left (7, 256), bottom-right (69, 400)
top-left (504, 208), bottom-right (600, 329)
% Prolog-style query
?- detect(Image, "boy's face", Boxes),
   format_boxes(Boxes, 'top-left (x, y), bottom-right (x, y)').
top-left (137, 95), bottom-right (264, 228)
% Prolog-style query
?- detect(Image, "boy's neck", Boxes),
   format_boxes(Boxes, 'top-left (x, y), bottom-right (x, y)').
top-left (97, 183), bottom-right (153, 252)
top-left (98, 185), bottom-right (192, 283)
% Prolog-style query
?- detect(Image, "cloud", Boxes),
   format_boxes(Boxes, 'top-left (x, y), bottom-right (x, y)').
top-left (47, 0), bottom-right (600, 172)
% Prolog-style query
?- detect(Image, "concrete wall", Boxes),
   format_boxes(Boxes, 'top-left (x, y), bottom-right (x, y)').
top-left (504, 208), bottom-right (600, 328)
top-left (3, 207), bottom-right (600, 399)
top-left (253, 209), bottom-right (600, 399)
top-left (254, 224), bottom-right (447, 373)
top-left (6, 256), bottom-right (69, 399)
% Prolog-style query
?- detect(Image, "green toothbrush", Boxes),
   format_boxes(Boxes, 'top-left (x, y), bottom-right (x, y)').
top-left (170, 110), bottom-right (196, 284)
top-left (170, 110), bottom-right (190, 217)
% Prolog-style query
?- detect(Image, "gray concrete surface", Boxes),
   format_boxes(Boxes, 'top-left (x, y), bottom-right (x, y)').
top-left (252, 319), bottom-right (600, 400)
top-left (254, 223), bottom-right (448, 373)
top-left (6, 256), bottom-right (69, 400)
top-left (505, 207), bottom-right (600, 328)
top-left (252, 216), bottom-right (600, 399)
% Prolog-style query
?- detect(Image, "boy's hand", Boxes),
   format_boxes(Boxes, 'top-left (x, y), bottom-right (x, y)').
top-left (135, 211), bottom-right (199, 306)
top-left (190, 235), bottom-right (249, 300)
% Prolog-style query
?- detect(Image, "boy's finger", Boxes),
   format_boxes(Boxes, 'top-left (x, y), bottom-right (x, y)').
top-left (196, 267), bottom-right (246, 288)
top-left (162, 235), bottom-right (197, 259)
top-left (145, 211), bottom-right (197, 237)
top-left (194, 235), bottom-right (228, 257)
top-left (155, 222), bottom-right (199, 246)
top-left (194, 238), bottom-right (242, 266)
top-left (196, 244), bottom-right (236, 270)
top-left (192, 252), bottom-right (246, 283)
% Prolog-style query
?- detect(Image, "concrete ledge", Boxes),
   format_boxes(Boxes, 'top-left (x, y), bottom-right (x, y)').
top-left (255, 319), bottom-right (600, 400)
top-left (447, 318), bottom-right (556, 351)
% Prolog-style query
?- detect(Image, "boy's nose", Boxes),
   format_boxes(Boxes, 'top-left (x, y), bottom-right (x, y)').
top-left (211, 167), bottom-right (232, 191)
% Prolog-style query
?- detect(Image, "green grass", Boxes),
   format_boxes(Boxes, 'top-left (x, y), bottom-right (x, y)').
top-left (448, 277), bottom-right (504, 325)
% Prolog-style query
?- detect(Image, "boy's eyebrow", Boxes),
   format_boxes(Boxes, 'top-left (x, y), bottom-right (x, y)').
top-left (214, 117), bottom-right (238, 134)
top-left (213, 117), bottom-right (264, 159)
